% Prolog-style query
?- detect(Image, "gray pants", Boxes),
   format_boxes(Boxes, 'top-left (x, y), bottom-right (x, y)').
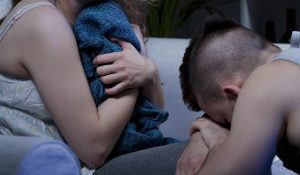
top-left (93, 142), bottom-right (187, 175)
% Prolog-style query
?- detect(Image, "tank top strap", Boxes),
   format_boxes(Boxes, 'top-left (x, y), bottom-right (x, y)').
top-left (0, 1), bottom-right (55, 41)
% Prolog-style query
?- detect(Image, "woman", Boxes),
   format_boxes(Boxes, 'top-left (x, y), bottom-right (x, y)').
top-left (0, 0), bottom-right (187, 172)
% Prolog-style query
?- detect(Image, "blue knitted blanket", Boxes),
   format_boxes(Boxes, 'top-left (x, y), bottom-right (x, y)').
top-left (73, 0), bottom-right (179, 157)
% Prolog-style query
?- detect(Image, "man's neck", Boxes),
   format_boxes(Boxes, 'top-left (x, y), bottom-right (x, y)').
top-left (263, 49), bottom-right (282, 64)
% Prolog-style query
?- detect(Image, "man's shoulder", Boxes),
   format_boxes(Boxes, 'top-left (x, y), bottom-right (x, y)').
top-left (243, 60), bottom-right (300, 111)
top-left (271, 60), bottom-right (299, 80)
top-left (249, 60), bottom-right (300, 86)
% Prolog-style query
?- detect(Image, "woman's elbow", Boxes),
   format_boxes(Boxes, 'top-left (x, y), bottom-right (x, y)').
top-left (80, 144), bottom-right (111, 168)
top-left (84, 154), bottom-right (106, 168)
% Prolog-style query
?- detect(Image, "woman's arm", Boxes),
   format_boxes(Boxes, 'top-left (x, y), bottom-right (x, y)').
top-left (17, 6), bottom-right (137, 168)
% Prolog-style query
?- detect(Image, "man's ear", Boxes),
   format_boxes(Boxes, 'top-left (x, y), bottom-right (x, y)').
top-left (220, 74), bottom-right (244, 101)
top-left (222, 84), bottom-right (240, 101)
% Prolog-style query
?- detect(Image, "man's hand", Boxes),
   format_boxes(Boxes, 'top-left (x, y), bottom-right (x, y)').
top-left (176, 115), bottom-right (229, 175)
top-left (190, 114), bottom-right (229, 152)
top-left (176, 132), bottom-right (209, 175)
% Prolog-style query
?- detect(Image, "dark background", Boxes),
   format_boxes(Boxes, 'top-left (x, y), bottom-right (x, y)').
top-left (172, 0), bottom-right (300, 43)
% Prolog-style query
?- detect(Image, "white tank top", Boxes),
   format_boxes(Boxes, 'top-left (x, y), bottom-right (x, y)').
top-left (0, 1), bottom-right (63, 141)
top-left (274, 31), bottom-right (300, 64)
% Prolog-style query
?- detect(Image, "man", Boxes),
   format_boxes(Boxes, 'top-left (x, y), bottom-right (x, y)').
top-left (178, 17), bottom-right (300, 175)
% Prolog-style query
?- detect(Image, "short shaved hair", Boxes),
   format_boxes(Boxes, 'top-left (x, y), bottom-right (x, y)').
top-left (179, 17), bottom-right (280, 111)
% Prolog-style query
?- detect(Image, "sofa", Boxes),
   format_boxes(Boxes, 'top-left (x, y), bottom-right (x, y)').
top-left (0, 38), bottom-right (295, 175)
top-left (146, 38), bottom-right (202, 140)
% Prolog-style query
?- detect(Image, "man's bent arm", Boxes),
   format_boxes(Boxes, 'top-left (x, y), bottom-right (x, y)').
top-left (197, 64), bottom-right (291, 175)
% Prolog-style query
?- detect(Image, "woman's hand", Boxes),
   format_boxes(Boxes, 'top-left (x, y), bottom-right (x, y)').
top-left (94, 25), bottom-right (165, 108)
top-left (93, 40), bottom-right (157, 95)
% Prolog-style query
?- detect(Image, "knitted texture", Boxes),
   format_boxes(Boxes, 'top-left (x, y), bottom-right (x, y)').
top-left (73, 0), bottom-right (179, 157)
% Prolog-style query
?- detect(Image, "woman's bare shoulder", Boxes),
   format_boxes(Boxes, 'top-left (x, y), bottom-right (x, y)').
top-left (9, 3), bottom-right (78, 63)
top-left (0, 2), bottom-right (75, 77)
top-left (15, 4), bottom-right (72, 42)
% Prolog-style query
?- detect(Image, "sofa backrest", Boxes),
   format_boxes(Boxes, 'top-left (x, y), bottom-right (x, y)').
top-left (146, 38), bottom-right (201, 140)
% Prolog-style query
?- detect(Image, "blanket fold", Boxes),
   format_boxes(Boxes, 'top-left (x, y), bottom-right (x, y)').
top-left (73, 0), bottom-right (179, 157)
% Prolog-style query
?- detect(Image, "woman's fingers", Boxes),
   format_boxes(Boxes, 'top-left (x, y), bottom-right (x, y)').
top-left (94, 38), bottom-right (149, 95)
top-left (93, 40), bottom-right (137, 67)
top-left (96, 65), bottom-right (117, 76)
top-left (117, 39), bottom-right (136, 50)
top-left (101, 73), bottom-right (126, 85)
top-left (109, 37), bottom-right (136, 51)
top-left (93, 52), bottom-right (122, 65)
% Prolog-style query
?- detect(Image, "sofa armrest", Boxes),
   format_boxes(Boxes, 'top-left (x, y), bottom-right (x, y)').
top-left (0, 136), bottom-right (81, 175)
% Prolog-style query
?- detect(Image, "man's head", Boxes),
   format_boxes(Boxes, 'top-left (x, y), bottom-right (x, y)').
top-left (179, 17), bottom-right (281, 124)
